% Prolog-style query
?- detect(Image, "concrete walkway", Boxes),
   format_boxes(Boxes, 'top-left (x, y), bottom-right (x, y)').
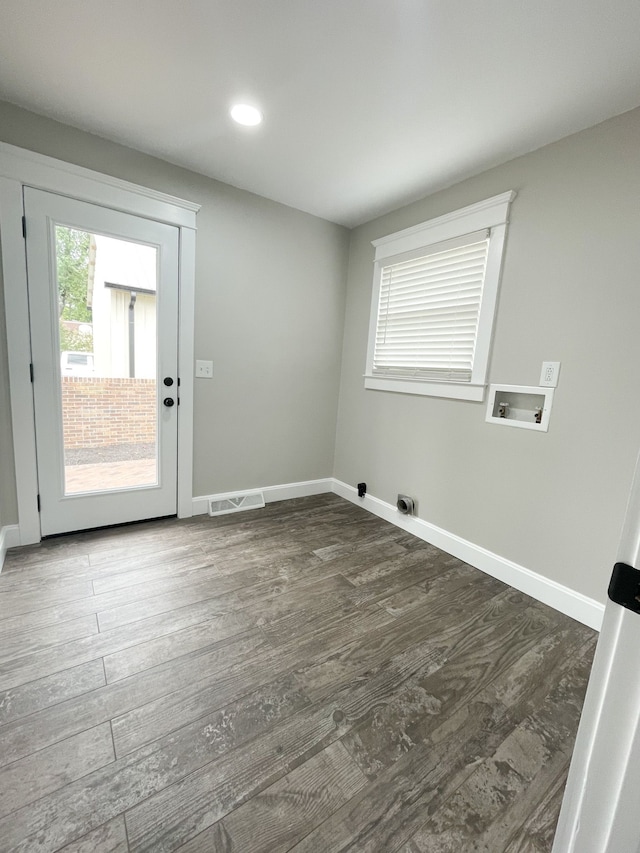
top-left (65, 458), bottom-right (156, 493)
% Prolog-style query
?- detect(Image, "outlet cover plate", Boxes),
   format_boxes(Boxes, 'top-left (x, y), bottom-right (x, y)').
top-left (195, 359), bottom-right (213, 378)
top-left (540, 361), bottom-right (560, 387)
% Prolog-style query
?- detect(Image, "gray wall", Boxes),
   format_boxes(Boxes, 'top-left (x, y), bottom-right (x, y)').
top-left (2, 97), bottom-right (638, 609)
top-left (0, 101), bottom-right (349, 510)
top-left (334, 107), bottom-right (640, 604)
top-left (0, 240), bottom-right (17, 525)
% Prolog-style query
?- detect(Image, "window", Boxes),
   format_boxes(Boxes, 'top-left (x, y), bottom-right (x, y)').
top-left (365, 191), bottom-right (515, 401)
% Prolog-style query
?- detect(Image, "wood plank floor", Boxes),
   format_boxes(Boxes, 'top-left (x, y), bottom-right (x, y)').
top-left (0, 494), bottom-right (596, 852)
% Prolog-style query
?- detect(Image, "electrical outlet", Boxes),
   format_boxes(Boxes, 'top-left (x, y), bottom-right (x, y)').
top-left (195, 360), bottom-right (213, 378)
top-left (540, 361), bottom-right (560, 387)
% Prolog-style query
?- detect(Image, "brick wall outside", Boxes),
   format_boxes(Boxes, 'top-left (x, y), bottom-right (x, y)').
top-left (62, 377), bottom-right (157, 448)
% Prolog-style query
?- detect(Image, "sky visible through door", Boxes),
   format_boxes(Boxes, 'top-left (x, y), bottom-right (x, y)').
top-left (55, 225), bottom-right (159, 495)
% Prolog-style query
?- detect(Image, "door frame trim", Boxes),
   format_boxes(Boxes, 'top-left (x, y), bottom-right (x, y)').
top-left (552, 448), bottom-right (640, 851)
top-left (0, 141), bottom-right (199, 544)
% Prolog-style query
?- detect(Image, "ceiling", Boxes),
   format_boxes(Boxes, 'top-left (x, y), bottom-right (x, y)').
top-left (1, 1), bottom-right (639, 227)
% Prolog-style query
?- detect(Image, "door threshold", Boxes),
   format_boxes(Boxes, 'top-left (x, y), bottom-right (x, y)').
top-left (41, 514), bottom-right (178, 540)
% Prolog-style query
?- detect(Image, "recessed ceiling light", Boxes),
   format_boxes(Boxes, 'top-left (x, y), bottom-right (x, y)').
top-left (230, 104), bottom-right (263, 127)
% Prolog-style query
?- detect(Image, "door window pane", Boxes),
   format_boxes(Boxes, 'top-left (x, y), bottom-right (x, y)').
top-left (56, 226), bottom-right (159, 494)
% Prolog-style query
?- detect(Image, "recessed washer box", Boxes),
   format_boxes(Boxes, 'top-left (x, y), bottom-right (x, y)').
top-left (486, 384), bottom-right (554, 432)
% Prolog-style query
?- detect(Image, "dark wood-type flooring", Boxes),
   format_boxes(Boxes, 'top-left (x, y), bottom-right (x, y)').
top-left (0, 494), bottom-right (596, 852)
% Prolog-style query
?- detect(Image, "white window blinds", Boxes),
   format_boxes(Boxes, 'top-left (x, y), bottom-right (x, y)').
top-left (372, 230), bottom-right (490, 383)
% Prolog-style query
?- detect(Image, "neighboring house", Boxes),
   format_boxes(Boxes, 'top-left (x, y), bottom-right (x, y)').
top-left (90, 234), bottom-right (157, 379)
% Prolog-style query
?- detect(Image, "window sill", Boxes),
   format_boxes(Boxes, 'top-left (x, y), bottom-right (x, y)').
top-left (364, 375), bottom-right (486, 402)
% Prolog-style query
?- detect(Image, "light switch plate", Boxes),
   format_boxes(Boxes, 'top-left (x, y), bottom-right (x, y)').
top-left (195, 359), bottom-right (213, 378)
top-left (540, 361), bottom-right (560, 387)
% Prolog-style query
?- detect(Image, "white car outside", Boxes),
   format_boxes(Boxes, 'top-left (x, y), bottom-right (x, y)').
top-left (60, 351), bottom-right (95, 376)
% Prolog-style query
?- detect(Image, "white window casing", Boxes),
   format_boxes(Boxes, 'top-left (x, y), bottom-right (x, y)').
top-left (365, 191), bottom-right (516, 401)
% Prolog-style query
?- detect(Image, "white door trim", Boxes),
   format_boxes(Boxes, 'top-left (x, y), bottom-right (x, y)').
top-left (0, 142), bottom-right (199, 545)
top-left (552, 449), bottom-right (640, 852)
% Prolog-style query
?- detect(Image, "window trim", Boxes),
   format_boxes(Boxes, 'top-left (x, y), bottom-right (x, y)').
top-left (365, 191), bottom-right (516, 401)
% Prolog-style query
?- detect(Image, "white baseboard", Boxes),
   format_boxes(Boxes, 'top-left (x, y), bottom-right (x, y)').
top-left (190, 476), bottom-right (603, 631)
top-left (0, 524), bottom-right (20, 573)
top-left (330, 479), bottom-right (604, 632)
top-left (192, 478), bottom-right (334, 516)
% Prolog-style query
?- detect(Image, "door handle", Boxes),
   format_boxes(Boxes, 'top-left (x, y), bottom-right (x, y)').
top-left (163, 397), bottom-right (175, 407)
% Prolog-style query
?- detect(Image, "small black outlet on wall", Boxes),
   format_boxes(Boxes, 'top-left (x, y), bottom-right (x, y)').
top-left (357, 482), bottom-right (366, 498)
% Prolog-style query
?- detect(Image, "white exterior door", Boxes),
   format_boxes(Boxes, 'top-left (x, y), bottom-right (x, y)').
top-left (24, 187), bottom-right (180, 535)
